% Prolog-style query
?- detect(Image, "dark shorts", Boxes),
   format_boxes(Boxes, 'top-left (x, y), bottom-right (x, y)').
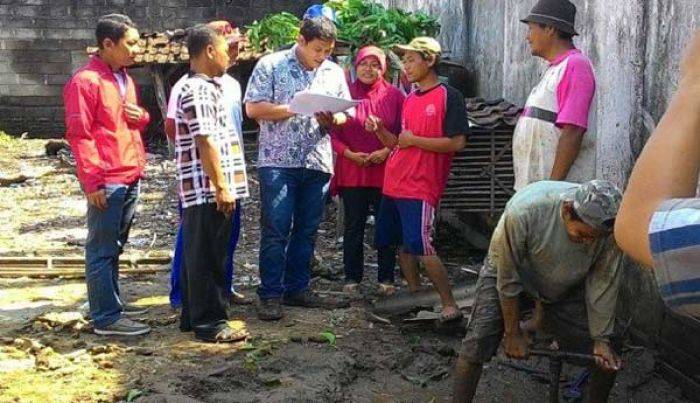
top-left (375, 196), bottom-right (437, 256)
top-left (459, 259), bottom-right (596, 364)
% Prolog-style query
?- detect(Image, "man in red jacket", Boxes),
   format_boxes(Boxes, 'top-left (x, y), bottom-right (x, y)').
top-left (64, 14), bottom-right (151, 336)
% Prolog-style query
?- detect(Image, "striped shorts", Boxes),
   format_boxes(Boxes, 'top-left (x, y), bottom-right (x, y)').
top-left (375, 196), bottom-right (437, 256)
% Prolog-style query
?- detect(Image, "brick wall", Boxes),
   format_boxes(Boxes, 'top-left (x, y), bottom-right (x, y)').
top-left (0, 0), bottom-right (316, 138)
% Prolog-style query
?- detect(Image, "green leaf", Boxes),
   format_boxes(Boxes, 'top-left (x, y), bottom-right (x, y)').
top-left (318, 330), bottom-right (336, 346)
top-left (240, 342), bottom-right (256, 351)
top-left (126, 389), bottom-right (144, 403)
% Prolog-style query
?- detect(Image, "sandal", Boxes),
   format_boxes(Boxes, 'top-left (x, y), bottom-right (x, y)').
top-left (439, 307), bottom-right (463, 323)
top-left (196, 325), bottom-right (248, 343)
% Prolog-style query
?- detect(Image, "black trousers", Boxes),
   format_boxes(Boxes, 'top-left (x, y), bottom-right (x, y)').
top-left (341, 187), bottom-right (396, 284)
top-left (180, 203), bottom-right (232, 336)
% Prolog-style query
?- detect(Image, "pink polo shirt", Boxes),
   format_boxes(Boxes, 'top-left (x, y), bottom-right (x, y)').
top-left (552, 49), bottom-right (596, 130)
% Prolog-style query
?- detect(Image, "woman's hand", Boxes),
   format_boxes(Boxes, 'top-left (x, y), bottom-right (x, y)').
top-left (368, 148), bottom-right (390, 164)
top-left (344, 149), bottom-right (369, 167)
top-left (364, 115), bottom-right (384, 134)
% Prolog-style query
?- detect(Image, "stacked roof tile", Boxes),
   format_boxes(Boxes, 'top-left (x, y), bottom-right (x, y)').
top-left (465, 98), bottom-right (522, 129)
top-left (87, 29), bottom-right (350, 65)
top-left (86, 27), bottom-right (267, 65)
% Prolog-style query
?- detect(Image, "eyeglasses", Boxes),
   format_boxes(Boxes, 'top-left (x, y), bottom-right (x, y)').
top-left (358, 61), bottom-right (381, 70)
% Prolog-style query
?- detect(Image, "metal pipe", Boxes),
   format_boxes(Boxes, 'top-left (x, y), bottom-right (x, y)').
top-left (529, 349), bottom-right (597, 403)
top-left (548, 356), bottom-right (562, 403)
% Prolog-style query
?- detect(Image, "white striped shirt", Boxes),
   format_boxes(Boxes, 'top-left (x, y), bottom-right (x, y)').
top-left (175, 74), bottom-right (249, 208)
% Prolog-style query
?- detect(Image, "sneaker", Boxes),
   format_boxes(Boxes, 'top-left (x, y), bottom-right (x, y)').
top-left (257, 298), bottom-right (283, 321)
top-left (94, 318), bottom-right (151, 336)
top-left (282, 292), bottom-right (350, 309)
top-left (122, 304), bottom-right (148, 316)
top-left (79, 301), bottom-right (90, 318)
top-left (79, 302), bottom-right (148, 317)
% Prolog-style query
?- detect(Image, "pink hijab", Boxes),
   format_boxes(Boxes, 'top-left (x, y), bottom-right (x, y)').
top-left (330, 46), bottom-right (405, 192)
top-left (338, 46), bottom-right (403, 153)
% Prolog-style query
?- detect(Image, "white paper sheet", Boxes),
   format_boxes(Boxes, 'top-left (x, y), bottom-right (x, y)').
top-left (289, 91), bottom-right (359, 116)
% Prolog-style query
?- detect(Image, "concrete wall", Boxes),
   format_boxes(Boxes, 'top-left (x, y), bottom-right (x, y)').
top-left (463, 0), bottom-right (700, 183)
top-left (0, 0), bottom-right (316, 138)
top-left (379, 0), bottom-right (468, 63)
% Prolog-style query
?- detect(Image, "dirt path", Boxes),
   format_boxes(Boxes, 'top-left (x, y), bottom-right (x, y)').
top-left (0, 133), bottom-right (691, 403)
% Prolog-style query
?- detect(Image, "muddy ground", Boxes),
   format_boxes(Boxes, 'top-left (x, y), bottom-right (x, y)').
top-left (0, 132), bottom-right (693, 403)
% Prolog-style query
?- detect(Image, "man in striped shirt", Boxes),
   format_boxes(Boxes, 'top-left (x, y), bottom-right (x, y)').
top-left (174, 25), bottom-right (248, 343)
top-left (616, 31), bottom-right (700, 319)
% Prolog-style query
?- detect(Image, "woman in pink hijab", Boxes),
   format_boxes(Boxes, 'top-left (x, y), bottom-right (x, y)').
top-left (332, 46), bottom-right (405, 295)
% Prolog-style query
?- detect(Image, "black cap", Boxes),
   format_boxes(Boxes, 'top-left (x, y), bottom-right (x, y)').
top-left (520, 0), bottom-right (578, 36)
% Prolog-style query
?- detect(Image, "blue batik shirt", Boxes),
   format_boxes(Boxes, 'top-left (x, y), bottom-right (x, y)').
top-left (243, 45), bottom-right (351, 174)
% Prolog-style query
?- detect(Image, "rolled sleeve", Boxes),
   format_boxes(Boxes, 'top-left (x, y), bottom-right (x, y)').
top-left (492, 212), bottom-right (529, 299)
top-left (585, 239), bottom-right (623, 341)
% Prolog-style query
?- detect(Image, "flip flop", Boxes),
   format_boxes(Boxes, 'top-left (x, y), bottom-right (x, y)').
top-left (196, 326), bottom-right (248, 343)
top-left (439, 308), bottom-right (463, 323)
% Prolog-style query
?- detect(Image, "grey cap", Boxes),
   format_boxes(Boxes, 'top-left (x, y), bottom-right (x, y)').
top-left (561, 180), bottom-right (623, 231)
top-left (520, 0), bottom-right (579, 36)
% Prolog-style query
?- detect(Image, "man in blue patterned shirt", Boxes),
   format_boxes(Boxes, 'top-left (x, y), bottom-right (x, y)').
top-left (616, 31), bottom-right (700, 320)
top-left (244, 16), bottom-right (351, 320)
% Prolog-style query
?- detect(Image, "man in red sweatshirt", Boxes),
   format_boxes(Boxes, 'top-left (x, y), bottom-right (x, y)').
top-left (64, 14), bottom-right (151, 336)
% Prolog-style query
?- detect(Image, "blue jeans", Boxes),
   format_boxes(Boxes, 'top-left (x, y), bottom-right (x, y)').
top-left (258, 167), bottom-right (330, 300)
top-left (169, 201), bottom-right (241, 308)
top-left (85, 181), bottom-right (140, 328)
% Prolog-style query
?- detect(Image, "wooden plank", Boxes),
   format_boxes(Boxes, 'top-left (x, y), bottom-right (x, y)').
top-left (150, 65), bottom-right (168, 123)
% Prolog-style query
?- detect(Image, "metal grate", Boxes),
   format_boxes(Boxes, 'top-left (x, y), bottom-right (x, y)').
top-left (441, 127), bottom-right (515, 216)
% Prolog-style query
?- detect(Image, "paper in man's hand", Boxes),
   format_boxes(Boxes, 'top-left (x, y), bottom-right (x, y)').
top-left (289, 91), bottom-right (359, 116)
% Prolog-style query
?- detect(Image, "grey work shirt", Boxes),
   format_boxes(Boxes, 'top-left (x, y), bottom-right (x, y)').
top-left (243, 45), bottom-right (352, 174)
top-left (484, 181), bottom-right (623, 341)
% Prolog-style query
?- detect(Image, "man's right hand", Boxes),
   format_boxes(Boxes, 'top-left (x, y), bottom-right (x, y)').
top-left (86, 189), bottom-right (108, 211)
top-left (215, 188), bottom-right (236, 217)
top-left (503, 331), bottom-right (530, 360)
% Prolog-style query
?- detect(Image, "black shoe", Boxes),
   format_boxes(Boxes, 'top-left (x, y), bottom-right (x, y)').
top-left (282, 292), bottom-right (350, 309)
top-left (257, 298), bottom-right (283, 321)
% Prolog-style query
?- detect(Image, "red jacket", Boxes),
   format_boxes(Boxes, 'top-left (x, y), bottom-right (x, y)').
top-left (63, 56), bottom-right (150, 193)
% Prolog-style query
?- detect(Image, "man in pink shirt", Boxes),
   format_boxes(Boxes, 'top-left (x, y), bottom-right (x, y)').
top-left (513, 0), bottom-right (597, 191)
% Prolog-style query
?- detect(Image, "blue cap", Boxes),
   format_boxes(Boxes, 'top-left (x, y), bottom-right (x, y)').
top-left (303, 4), bottom-right (337, 23)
